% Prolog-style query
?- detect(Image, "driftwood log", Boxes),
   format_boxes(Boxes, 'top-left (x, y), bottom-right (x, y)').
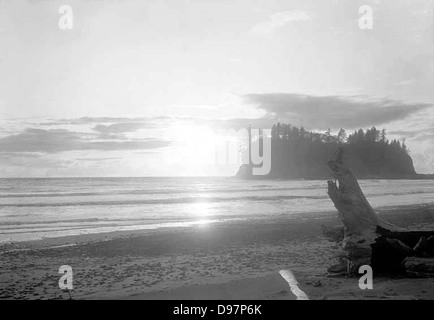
top-left (325, 156), bottom-right (434, 276)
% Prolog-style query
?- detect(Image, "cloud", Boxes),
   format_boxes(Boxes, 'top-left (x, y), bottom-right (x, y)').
top-left (244, 93), bottom-right (433, 130)
top-left (187, 117), bottom-right (273, 131)
top-left (252, 10), bottom-right (312, 35)
top-left (0, 128), bottom-right (170, 153)
top-left (388, 128), bottom-right (433, 140)
top-left (413, 132), bottom-right (434, 142)
top-left (0, 155), bottom-right (74, 170)
top-left (37, 115), bottom-right (273, 137)
top-left (75, 157), bottom-right (119, 162)
top-left (40, 116), bottom-right (170, 126)
top-left (92, 122), bottom-right (153, 135)
top-left (410, 142), bottom-right (434, 174)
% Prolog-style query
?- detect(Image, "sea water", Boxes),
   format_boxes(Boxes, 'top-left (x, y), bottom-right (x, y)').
top-left (1, 177), bottom-right (433, 243)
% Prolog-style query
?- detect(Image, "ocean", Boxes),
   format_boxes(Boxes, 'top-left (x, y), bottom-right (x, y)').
top-left (1, 177), bottom-right (434, 243)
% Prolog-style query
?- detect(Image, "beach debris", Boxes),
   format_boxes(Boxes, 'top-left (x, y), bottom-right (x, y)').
top-left (325, 153), bottom-right (434, 277)
top-left (327, 262), bottom-right (347, 275)
top-left (278, 270), bottom-right (309, 300)
top-left (403, 257), bottom-right (434, 278)
top-left (313, 280), bottom-right (322, 287)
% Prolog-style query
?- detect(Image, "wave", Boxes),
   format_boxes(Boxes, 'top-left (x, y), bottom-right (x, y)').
top-left (0, 194), bottom-right (329, 208)
top-left (0, 185), bottom-right (320, 198)
top-left (0, 218), bottom-right (102, 226)
top-left (1, 190), bottom-right (432, 208)
top-left (1, 185), bottom-right (432, 200)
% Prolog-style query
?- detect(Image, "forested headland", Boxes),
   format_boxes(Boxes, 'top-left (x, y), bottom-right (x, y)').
top-left (237, 124), bottom-right (425, 179)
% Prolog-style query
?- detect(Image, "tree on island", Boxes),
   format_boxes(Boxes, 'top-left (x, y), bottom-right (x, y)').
top-left (264, 124), bottom-right (416, 179)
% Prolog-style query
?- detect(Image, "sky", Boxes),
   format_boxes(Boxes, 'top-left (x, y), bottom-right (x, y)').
top-left (0, 0), bottom-right (434, 177)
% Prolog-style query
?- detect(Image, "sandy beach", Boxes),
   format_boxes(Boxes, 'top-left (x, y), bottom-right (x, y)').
top-left (3, 0), bottom-right (434, 306)
top-left (1, 203), bottom-right (434, 300)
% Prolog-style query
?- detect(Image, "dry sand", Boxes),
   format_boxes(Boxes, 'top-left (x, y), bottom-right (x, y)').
top-left (1, 204), bottom-right (434, 300)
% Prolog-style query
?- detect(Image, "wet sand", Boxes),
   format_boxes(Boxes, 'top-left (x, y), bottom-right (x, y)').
top-left (1, 204), bottom-right (433, 300)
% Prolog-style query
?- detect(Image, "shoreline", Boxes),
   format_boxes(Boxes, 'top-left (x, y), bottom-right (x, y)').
top-left (1, 203), bottom-right (434, 300)
top-left (2, 202), bottom-right (433, 251)
top-left (234, 174), bottom-right (434, 181)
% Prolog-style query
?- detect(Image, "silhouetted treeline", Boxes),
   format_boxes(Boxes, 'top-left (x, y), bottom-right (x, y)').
top-left (265, 123), bottom-right (416, 179)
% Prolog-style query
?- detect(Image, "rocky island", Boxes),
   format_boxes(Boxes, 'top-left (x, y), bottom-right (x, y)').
top-left (237, 124), bottom-right (433, 180)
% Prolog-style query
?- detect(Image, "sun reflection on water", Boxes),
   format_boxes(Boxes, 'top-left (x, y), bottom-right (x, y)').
top-left (189, 201), bottom-right (215, 227)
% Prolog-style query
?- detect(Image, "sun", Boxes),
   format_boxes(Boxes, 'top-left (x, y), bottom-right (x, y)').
top-left (179, 125), bottom-right (219, 162)
top-left (163, 123), bottom-right (245, 176)
top-left (165, 124), bottom-right (223, 171)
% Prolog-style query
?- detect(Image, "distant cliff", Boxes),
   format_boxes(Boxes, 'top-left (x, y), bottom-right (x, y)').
top-left (237, 124), bottom-right (420, 179)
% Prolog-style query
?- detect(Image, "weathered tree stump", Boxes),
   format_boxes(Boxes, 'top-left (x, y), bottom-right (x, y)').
top-left (326, 158), bottom-right (434, 276)
top-left (403, 257), bottom-right (434, 277)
